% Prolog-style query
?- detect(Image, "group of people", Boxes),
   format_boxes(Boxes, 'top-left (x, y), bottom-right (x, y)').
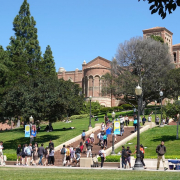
top-left (16, 140), bottom-right (55, 166)
top-left (60, 143), bottom-right (83, 167)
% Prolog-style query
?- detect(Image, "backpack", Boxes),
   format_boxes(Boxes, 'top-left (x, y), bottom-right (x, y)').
top-left (99, 150), bottom-right (102, 157)
top-left (85, 139), bottom-right (90, 144)
top-left (134, 119), bottom-right (137, 125)
top-left (26, 147), bottom-right (31, 156)
top-left (61, 147), bottom-right (65, 154)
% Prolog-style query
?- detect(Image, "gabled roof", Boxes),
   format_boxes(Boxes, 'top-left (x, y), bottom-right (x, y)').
top-left (143, 27), bottom-right (173, 35)
top-left (86, 56), bottom-right (111, 65)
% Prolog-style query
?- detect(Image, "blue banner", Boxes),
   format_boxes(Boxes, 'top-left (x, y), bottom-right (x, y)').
top-left (25, 125), bottom-right (30, 137)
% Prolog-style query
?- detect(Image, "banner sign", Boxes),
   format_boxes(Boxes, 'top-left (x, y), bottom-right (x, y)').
top-left (31, 125), bottom-right (37, 137)
top-left (114, 121), bottom-right (120, 134)
top-left (25, 125), bottom-right (30, 137)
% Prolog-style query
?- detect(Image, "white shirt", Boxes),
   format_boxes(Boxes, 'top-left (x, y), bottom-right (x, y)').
top-left (90, 133), bottom-right (94, 138)
top-left (100, 149), bottom-right (106, 157)
top-left (101, 124), bottom-right (105, 130)
top-left (97, 132), bottom-right (101, 139)
top-left (0, 145), bottom-right (3, 152)
top-left (148, 116), bottom-right (152, 122)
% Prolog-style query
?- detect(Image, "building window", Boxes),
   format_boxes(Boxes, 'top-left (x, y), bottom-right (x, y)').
top-left (174, 53), bottom-right (176, 63)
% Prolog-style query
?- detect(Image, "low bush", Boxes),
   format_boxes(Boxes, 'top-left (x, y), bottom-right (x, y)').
top-left (5, 154), bottom-right (17, 161)
top-left (121, 104), bottom-right (133, 110)
top-left (98, 155), bottom-right (121, 162)
top-left (70, 114), bottom-right (88, 120)
top-left (100, 107), bottom-right (110, 114)
top-left (92, 110), bottom-right (99, 115)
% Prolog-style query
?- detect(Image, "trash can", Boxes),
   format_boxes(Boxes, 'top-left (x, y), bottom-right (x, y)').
top-left (169, 165), bottom-right (174, 170)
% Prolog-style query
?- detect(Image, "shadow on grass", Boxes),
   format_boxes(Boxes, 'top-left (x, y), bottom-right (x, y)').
top-left (3, 134), bottom-right (60, 150)
top-left (151, 135), bottom-right (178, 142)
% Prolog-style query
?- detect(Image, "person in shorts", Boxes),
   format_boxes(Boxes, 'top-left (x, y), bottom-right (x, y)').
top-left (16, 144), bottom-right (21, 165)
top-left (66, 146), bottom-right (71, 166)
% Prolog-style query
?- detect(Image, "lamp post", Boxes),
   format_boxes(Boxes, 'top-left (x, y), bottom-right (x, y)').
top-left (155, 100), bottom-right (157, 122)
top-left (111, 111), bottom-right (115, 154)
top-left (134, 85), bottom-right (144, 170)
top-left (89, 96), bottom-right (92, 129)
top-left (159, 91), bottom-right (164, 127)
top-left (176, 114), bottom-right (179, 140)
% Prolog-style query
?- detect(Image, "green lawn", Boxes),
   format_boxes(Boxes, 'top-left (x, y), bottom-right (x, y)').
top-left (0, 167), bottom-right (180, 180)
top-left (0, 108), bottom-right (161, 160)
top-left (114, 125), bottom-right (180, 159)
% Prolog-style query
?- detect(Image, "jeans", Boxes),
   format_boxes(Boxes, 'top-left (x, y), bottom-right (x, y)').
top-left (38, 155), bottom-right (43, 165)
top-left (122, 158), bottom-right (127, 168)
top-left (134, 124), bottom-right (137, 132)
top-left (120, 128), bottom-right (124, 135)
top-left (101, 157), bottom-right (104, 167)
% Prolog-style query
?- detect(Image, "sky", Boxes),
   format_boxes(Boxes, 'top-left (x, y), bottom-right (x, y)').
top-left (0, 0), bottom-right (180, 72)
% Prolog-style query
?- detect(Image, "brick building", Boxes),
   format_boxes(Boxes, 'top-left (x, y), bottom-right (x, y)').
top-left (58, 27), bottom-right (180, 107)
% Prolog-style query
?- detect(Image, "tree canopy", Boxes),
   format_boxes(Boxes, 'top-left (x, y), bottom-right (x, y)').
top-left (139, 0), bottom-right (180, 19)
top-left (101, 37), bottom-right (173, 113)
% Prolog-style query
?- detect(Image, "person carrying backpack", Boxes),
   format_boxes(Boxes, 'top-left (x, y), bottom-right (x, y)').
top-left (66, 146), bottom-right (71, 166)
top-left (24, 144), bottom-right (31, 166)
top-left (133, 115), bottom-right (138, 132)
top-left (82, 130), bottom-right (86, 143)
top-left (61, 145), bottom-right (66, 166)
top-left (85, 137), bottom-right (91, 152)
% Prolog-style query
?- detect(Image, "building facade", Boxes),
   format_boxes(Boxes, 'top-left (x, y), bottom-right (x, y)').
top-left (58, 27), bottom-right (180, 107)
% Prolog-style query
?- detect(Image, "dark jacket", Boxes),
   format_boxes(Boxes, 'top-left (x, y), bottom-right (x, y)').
top-left (156, 144), bottom-right (166, 156)
top-left (49, 142), bottom-right (54, 148)
top-left (38, 146), bottom-right (45, 156)
top-left (121, 149), bottom-right (127, 159)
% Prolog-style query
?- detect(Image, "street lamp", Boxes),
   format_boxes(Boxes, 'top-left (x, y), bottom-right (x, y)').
top-left (89, 96), bottom-right (92, 129)
top-left (111, 111), bottom-right (115, 154)
top-left (134, 85), bottom-right (144, 170)
top-left (159, 91), bottom-right (164, 127)
top-left (29, 115), bottom-right (34, 124)
top-left (155, 100), bottom-right (157, 122)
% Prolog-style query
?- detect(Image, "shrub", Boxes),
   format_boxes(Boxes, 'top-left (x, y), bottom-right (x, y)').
top-left (92, 109), bottom-right (99, 115)
top-left (108, 107), bottom-right (114, 113)
top-left (121, 104), bottom-right (133, 110)
top-left (5, 154), bottom-right (17, 161)
top-left (98, 155), bottom-right (121, 162)
top-left (118, 106), bottom-right (123, 111)
top-left (70, 114), bottom-right (88, 120)
top-left (100, 107), bottom-right (110, 114)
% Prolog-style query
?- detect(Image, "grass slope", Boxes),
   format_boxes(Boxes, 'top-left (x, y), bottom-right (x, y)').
top-left (114, 125), bottom-right (180, 159)
top-left (0, 167), bottom-right (180, 180)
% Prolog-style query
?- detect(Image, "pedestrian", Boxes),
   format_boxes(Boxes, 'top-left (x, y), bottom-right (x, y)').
top-left (48, 147), bottom-right (55, 166)
top-left (142, 116), bottom-right (146, 125)
top-left (21, 144), bottom-right (26, 166)
top-left (125, 115), bottom-right (129, 126)
top-left (60, 145), bottom-right (66, 166)
top-left (133, 115), bottom-right (138, 132)
top-left (90, 132), bottom-right (95, 144)
top-left (79, 142), bottom-right (84, 153)
top-left (66, 146), bottom-right (71, 166)
top-left (104, 113), bottom-right (108, 125)
top-left (103, 133), bottom-right (107, 147)
top-left (70, 148), bottom-right (76, 163)
top-left (101, 122), bottom-right (105, 131)
top-left (99, 146), bottom-right (106, 168)
top-left (28, 143), bottom-right (33, 164)
top-left (75, 146), bottom-right (81, 165)
top-left (121, 146), bottom-right (127, 169)
top-left (156, 141), bottom-right (168, 171)
top-left (43, 146), bottom-right (49, 166)
top-left (49, 140), bottom-right (54, 148)
top-left (81, 130), bottom-right (86, 143)
top-left (86, 143), bottom-right (92, 157)
top-left (140, 144), bottom-right (147, 169)
top-left (16, 144), bottom-right (21, 165)
top-left (166, 117), bottom-right (169, 124)
top-left (97, 131), bottom-right (101, 145)
top-left (0, 141), bottom-right (4, 166)
top-left (85, 137), bottom-right (91, 152)
top-left (24, 144), bottom-right (31, 166)
top-left (38, 143), bottom-right (45, 165)
top-left (155, 116), bottom-right (160, 125)
top-left (148, 115), bottom-right (152, 122)
top-left (120, 117), bottom-right (124, 136)
top-left (33, 143), bottom-right (38, 165)
top-left (126, 146), bottom-right (132, 168)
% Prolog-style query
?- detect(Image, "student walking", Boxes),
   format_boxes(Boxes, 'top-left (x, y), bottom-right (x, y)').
top-left (0, 141), bottom-right (4, 166)
top-left (156, 141), bottom-right (168, 171)
top-left (38, 144), bottom-right (45, 165)
top-left (99, 146), bottom-right (106, 168)
top-left (16, 144), bottom-right (21, 165)
top-left (48, 147), bottom-right (55, 166)
top-left (61, 145), bottom-right (66, 166)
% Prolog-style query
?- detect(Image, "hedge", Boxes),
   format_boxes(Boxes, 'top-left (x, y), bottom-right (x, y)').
top-left (70, 114), bottom-right (89, 120)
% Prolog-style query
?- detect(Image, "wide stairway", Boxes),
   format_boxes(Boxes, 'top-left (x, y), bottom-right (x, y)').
top-left (54, 126), bottom-right (135, 166)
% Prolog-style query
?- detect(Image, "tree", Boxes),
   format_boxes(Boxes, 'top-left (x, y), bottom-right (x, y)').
top-left (139, 0), bottom-right (180, 19)
top-left (164, 68), bottom-right (180, 99)
top-left (42, 45), bottom-right (56, 76)
top-left (150, 35), bottom-right (164, 43)
top-left (7, 0), bottom-right (42, 84)
top-left (101, 37), bottom-right (173, 114)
